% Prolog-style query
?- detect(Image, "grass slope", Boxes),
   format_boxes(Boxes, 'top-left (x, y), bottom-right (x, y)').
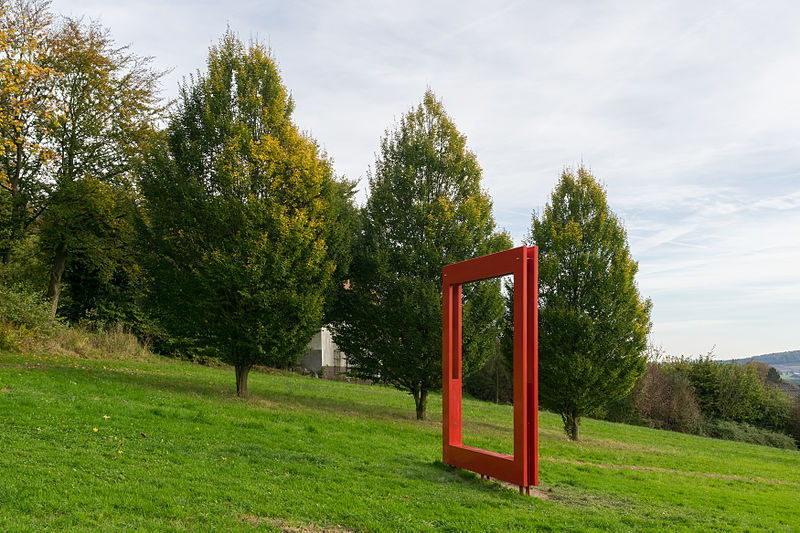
top-left (1, 350), bottom-right (799, 532)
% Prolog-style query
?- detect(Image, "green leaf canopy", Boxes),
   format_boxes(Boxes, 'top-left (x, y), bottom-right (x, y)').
top-left (527, 166), bottom-right (652, 439)
top-left (139, 31), bottom-right (348, 394)
top-left (330, 90), bottom-right (511, 419)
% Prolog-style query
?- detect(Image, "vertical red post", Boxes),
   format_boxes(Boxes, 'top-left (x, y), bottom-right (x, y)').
top-left (527, 245), bottom-right (539, 487)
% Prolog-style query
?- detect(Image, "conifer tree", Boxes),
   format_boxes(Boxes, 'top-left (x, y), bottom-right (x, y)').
top-left (140, 31), bottom-right (351, 396)
top-left (527, 166), bottom-right (651, 440)
top-left (330, 90), bottom-right (511, 420)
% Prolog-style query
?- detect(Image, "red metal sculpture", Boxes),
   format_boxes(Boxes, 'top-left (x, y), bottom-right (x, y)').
top-left (442, 246), bottom-right (538, 493)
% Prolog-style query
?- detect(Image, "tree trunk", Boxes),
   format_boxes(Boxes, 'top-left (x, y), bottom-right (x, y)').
top-left (46, 242), bottom-right (68, 323)
top-left (235, 364), bottom-right (252, 397)
top-left (412, 387), bottom-right (428, 420)
top-left (2, 143), bottom-right (24, 265)
top-left (563, 411), bottom-right (580, 441)
top-left (495, 365), bottom-right (500, 404)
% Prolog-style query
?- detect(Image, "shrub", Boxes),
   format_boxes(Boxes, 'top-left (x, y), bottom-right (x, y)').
top-left (43, 323), bottom-right (153, 361)
top-left (707, 419), bottom-right (796, 450)
top-left (604, 356), bottom-right (797, 447)
top-left (0, 284), bottom-right (54, 333)
top-left (602, 382), bottom-right (644, 426)
top-left (637, 363), bottom-right (703, 434)
top-left (758, 385), bottom-right (791, 432)
top-left (715, 363), bottom-right (764, 424)
top-left (0, 322), bottom-right (20, 352)
top-left (787, 400), bottom-right (800, 445)
top-left (672, 356), bottom-right (721, 417)
top-left (604, 363), bottom-right (703, 432)
top-left (0, 285), bottom-right (57, 352)
top-left (0, 284), bottom-right (152, 360)
top-left (670, 356), bottom-right (791, 431)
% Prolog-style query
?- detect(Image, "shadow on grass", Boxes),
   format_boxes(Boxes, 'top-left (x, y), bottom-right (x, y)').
top-left (426, 460), bottom-right (531, 497)
top-left (39, 361), bottom-right (432, 426)
top-left (252, 386), bottom-right (429, 424)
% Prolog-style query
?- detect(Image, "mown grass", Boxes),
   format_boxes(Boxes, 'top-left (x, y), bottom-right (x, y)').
top-left (1, 349), bottom-right (798, 532)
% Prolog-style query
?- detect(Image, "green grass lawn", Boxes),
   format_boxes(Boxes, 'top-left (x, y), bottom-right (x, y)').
top-left (1, 350), bottom-right (799, 532)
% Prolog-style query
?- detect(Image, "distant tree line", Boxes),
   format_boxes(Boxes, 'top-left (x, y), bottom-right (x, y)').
top-left (602, 357), bottom-right (800, 448)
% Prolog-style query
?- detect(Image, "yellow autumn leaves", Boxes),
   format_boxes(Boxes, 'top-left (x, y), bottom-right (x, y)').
top-left (0, 1), bottom-right (63, 158)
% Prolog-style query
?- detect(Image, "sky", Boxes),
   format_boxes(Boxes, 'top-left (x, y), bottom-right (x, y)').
top-left (50, 0), bottom-right (800, 360)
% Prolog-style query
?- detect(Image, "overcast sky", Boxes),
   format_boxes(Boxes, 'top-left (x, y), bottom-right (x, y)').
top-left (50, 0), bottom-right (800, 360)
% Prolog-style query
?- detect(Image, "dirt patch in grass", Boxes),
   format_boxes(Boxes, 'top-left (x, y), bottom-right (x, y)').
top-left (493, 478), bottom-right (552, 500)
top-left (542, 456), bottom-right (800, 486)
top-left (240, 516), bottom-right (354, 532)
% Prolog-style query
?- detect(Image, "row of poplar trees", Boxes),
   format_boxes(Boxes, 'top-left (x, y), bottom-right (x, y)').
top-left (1, 0), bottom-right (651, 439)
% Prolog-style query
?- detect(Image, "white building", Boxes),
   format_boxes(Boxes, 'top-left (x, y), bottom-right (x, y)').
top-left (301, 327), bottom-right (347, 378)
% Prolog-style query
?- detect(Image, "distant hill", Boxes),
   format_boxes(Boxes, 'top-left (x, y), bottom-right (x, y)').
top-left (729, 350), bottom-right (800, 366)
top-left (727, 350), bottom-right (800, 385)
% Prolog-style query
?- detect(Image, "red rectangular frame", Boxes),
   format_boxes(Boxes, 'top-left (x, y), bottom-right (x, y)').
top-left (442, 245), bottom-right (538, 490)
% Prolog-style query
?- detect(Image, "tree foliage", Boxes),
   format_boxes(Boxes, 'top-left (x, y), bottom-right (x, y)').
top-left (39, 17), bottom-right (164, 320)
top-left (329, 90), bottom-right (511, 420)
top-left (603, 353), bottom-right (797, 447)
top-left (0, 0), bottom-right (61, 263)
top-left (139, 31), bottom-right (351, 395)
top-left (787, 399), bottom-right (800, 445)
top-left (744, 360), bottom-right (783, 386)
top-left (668, 357), bottom-right (792, 431)
top-left (464, 340), bottom-right (513, 404)
top-left (527, 166), bottom-right (652, 440)
top-left (635, 363), bottom-right (702, 434)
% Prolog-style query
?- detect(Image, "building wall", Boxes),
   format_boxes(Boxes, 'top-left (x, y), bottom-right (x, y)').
top-left (301, 327), bottom-right (347, 376)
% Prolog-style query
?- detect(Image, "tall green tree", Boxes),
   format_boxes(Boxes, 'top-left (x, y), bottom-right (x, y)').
top-left (0, 0), bottom-right (60, 264)
top-left (527, 166), bottom-right (651, 440)
top-left (139, 31), bottom-right (351, 396)
top-left (38, 17), bottom-right (164, 321)
top-left (330, 90), bottom-right (511, 420)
